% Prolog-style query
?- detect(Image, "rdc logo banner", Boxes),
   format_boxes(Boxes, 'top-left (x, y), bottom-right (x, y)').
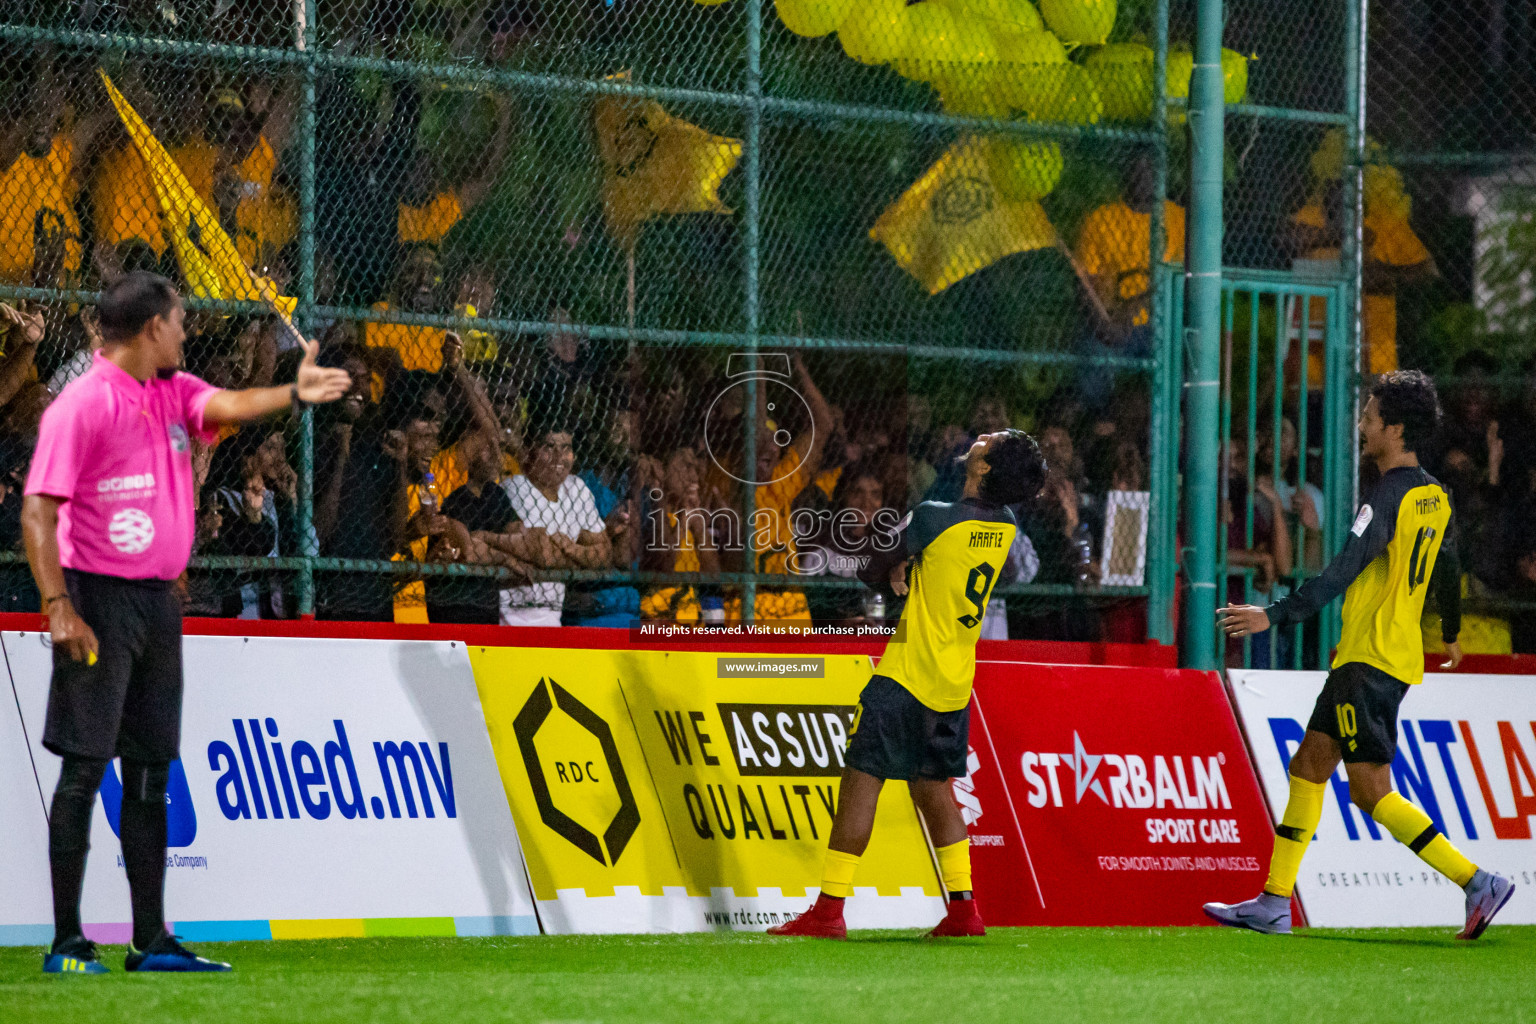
top-left (472, 647), bottom-right (693, 934)
top-left (1230, 670), bottom-right (1536, 928)
top-left (468, 646), bottom-right (944, 934)
top-left (961, 662), bottom-right (1275, 926)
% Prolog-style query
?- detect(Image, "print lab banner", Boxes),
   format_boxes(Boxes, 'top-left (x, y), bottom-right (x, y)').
top-left (1229, 670), bottom-right (1536, 928)
top-left (0, 634), bottom-right (537, 945)
top-left (959, 662), bottom-right (1274, 925)
top-left (469, 646), bottom-right (943, 934)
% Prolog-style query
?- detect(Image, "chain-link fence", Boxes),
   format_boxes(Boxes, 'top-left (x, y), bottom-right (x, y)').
top-left (0, 0), bottom-right (1214, 641)
top-left (1349, 0), bottom-right (1536, 655)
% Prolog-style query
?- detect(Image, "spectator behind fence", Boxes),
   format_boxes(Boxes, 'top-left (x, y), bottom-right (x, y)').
top-left (0, 435), bottom-right (37, 612)
top-left (1287, 163), bottom-right (1435, 377)
top-left (1073, 155), bottom-right (1187, 409)
top-left (92, 69), bottom-right (296, 273)
top-left (425, 427), bottom-right (527, 624)
top-left (497, 415), bottom-right (609, 626)
top-left (199, 427), bottom-right (283, 618)
top-left (0, 58), bottom-right (110, 289)
top-left (1014, 421), bottom-right (1103, 641)
top-left (0, 304), bottom-right (45, 417)
top-left (714, 353), bottom-right (833, 627)
top-left (365, 247), bottom-right (451, 373)
top-left (313, 371), bottom-right (441, 620)
top-left (798, 460), bottom-right (893, 626)
top-left (925, 394), bottom-right (1010, 503)
top-left (396, 91), bottom-right (510, 250)
top-left (639, 446), bottom-right (721, 623)
top-left (570, 404), bottom-right (641, 627)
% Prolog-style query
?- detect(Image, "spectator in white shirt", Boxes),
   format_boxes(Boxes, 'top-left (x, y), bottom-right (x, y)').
top-left (499, 420), bottom-right (610, 626)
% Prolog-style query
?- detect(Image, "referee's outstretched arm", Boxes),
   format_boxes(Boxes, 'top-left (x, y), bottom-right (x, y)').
top-left (201, 335), bottom-right (352, 424)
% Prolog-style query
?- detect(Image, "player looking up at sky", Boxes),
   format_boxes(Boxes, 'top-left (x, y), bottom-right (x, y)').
top-left (1206, 370), bottom-right (1515, 938)
top-left (24, 271), bottom-right (350, 975)
top-left (769, 429), bottom-right (1046, 939)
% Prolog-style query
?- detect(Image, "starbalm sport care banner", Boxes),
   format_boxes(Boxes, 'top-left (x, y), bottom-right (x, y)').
top-left (468, 646), bottom-right (944, 933)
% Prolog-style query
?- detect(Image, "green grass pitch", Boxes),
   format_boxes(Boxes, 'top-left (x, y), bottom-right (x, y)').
top-left (3, 927), bottom-right (1534, 1023)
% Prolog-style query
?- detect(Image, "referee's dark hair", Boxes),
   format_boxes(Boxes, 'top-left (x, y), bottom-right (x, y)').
top-left (1372, 369), bottom-right (1442, 454)
top-left (97, 270), bottom-right (179, 343)
top-left (979, 428), bottom-right (1047, 508)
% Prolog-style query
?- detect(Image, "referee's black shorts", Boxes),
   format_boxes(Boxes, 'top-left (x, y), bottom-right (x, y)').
top-left (844, 674), bottom-right (969, 781)
top-left (42, 570), bottom-right (184, 763)
top-left (1305, 661), bottom-right (1410, 764)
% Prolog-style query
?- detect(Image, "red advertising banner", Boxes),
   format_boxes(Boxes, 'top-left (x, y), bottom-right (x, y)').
top-left (960, 662), bottom-right (1275, 926)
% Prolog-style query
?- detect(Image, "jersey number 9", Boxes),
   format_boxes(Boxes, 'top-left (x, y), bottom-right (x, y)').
top-left (957, 563), bottom-right (997, 629)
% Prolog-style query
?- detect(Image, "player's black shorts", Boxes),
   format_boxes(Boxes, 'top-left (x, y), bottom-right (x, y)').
top-left (1305, 661), bottom-right (1410, 764)
top-left (42, 570), bottom-right (184, 763)
top-left (844, 674), bottom-right (969, 781)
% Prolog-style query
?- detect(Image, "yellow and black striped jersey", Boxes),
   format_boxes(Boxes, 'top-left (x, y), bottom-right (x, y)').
top-left (1266, 465), bottom-right (1461, 685)
top-left (858, 498), bottom-right (1016, 711)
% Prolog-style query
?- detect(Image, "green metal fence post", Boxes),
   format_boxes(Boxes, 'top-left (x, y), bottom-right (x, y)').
top-left (294, 1), bottom-right (319, 617)
top-left (1181, 0), bottom-right (1227, 668)
top-left (1146, 0), bottom-right (1175, 644)
top-left (740, 0), bottom-right (763, 624)
top-left (1323, 0), bottom-right (1370, 660)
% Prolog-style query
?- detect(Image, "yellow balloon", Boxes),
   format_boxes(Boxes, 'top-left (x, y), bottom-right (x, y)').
top-left (1039, 0), bottom-right (1115, 46)
top-left (982, 136), bottom-right (1064, 200)
top-left (1166, 46), bottom-right (1193, 100)
top-left (992, 29), bottom-right (1067, 110)
top-left (941, 0), bottom-right (1044, 34)
top-left (839, 0), bottom-right (911, 65)
top-left (892, 3), bottom-right (998, 86)
top-left (1166, 47), bottom-right (1249, 105)
top-left (938, 70), bottom-right (1009, 117)
top-left (995, 27), bottom-right (1068, 64)
top-left (1005, 61), bottom-right (1101, 123)
top-left (1086, 41), bottom-right (1153, 121)
top-left (1221, 47), bottom-right (1249, 104)
top-left (775, 0), bottom-right (856, 37)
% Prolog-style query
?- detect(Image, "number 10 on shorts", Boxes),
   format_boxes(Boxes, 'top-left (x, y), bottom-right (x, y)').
top-left (1335, 702), bottom-right (1358, 753)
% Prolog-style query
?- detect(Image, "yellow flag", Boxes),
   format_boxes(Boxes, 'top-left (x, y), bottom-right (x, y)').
top-left (98, 70), bottom-right (297, 324)
top-left (871, 137), bottom-right (1056, 295)
top-left (594, 72), bottom-right (742, 248)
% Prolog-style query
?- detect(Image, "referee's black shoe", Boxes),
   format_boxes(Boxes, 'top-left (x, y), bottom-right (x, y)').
top-left (124, 932), bottom-right (232, 972)
top-left (42, 936), bottom-right (109, 974)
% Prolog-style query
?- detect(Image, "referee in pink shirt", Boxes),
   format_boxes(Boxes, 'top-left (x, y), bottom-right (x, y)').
top-left (23, 271), bottom-right (350, 975)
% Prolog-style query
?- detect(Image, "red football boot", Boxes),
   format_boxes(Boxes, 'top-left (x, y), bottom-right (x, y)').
top-left (928, 898), bottom-right (985, 937)
top-left (767, 895), bottom-right (847, 939)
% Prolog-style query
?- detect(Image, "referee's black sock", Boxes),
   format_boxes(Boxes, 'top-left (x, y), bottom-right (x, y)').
top-left (49, 756), bottom-right (107, 949)
top-left (120, 760), bottom-right (170, 951)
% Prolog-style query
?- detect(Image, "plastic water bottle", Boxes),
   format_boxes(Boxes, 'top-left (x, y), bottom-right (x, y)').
top-left (420, 472), bottom-right (440, 514)
top-left (1072, 522), bottom-right (1094, 585)
top-left (700, 594), bottom-right (725, 629)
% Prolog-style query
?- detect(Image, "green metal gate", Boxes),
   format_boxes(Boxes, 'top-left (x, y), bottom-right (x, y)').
top-left (1161, 266), bottom-right (1357, 670)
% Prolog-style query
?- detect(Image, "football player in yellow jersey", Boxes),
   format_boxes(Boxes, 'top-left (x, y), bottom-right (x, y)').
top-left (769, 429), bottom-right (1045, 939)
top-left (1208, 370), bottom-right (1516, 938)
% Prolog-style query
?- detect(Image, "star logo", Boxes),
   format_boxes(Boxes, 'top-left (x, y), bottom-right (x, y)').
top-left (1059, 731), bottom-right (1107, 805)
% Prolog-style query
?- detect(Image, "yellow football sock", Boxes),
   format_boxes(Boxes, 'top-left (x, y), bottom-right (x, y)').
top-left (1264, 774), bottom-right (1326, 898)
top-left (934, 839), bottom-right (973, 896)
top-left (1372, 792), bottom-right (1477, 887)
top-left (819, 849), bottom-right (862, 899)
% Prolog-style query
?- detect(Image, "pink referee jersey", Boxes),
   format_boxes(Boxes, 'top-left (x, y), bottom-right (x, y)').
top-left (26, 351), bottom-right (222, 581)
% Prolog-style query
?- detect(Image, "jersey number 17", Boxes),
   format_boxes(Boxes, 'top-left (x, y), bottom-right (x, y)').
top-left (1407, 525), bottom-right (1436, 595)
